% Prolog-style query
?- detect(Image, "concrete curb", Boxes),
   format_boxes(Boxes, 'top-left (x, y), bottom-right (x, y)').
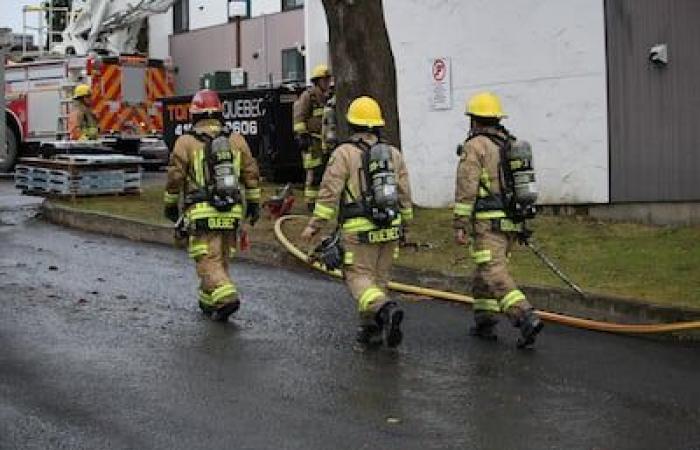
top-left (40, 201), bottom-right (700, 340)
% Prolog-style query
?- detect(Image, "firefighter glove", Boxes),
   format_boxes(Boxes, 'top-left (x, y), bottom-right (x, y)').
top-left (246, 202), bottom-right (260, 226)
top-left (164, 204), bottom-right (180, 223)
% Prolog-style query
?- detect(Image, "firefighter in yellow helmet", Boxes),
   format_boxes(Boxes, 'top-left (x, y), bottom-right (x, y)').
top-left (163, 89), bottom-right (261, 321)
top-left (454, 92), bottom-right (543, 348)
top-left (69, 84), bottom-right (99, 141)
top-left (301, 96), bottom-right (414, 348)
top-left (293, 64), bottom-right (333, 211)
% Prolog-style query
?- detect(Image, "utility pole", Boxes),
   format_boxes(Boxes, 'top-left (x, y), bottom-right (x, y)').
top-left (1, 28), bottom-right (12, 164)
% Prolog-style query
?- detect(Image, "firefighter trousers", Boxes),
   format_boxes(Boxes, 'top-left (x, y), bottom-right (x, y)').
top-left (342, 234), bottom-right (399, 323)
top-left (302, 138), bottom-right (326, 206)
top-left (470, 220), bottom-right (532, 324)
top-left (187, 229), bottom-right (239, 307)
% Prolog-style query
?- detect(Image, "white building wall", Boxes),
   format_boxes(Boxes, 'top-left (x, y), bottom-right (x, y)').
top-left (304, 0), bottom-right (329, 83)
top-left (306, 0), bottom-right (609, 206)
top-left (189, 0), bottom-right (228, 30)
top-left (148, 10), bottom-right (173, 60)
top-left (252, 0), bottom-right (281, 17)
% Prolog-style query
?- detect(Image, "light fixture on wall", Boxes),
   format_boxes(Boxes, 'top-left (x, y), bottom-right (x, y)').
top-left (649, 43), bottom-right (668, 66)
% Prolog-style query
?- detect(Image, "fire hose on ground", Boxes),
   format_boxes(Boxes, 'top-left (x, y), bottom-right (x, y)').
top-left (274, 215), bottom-right (700, 335)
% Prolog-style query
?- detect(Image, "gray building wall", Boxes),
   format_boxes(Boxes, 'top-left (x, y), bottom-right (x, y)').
top-left (169, 9), bottom-right (304, 94)
top-left (606, 0), bottom-right (700, 202)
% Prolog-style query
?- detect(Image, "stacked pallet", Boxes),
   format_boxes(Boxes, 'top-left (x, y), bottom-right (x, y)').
top-left (15, 154), bottom-right (144, 197)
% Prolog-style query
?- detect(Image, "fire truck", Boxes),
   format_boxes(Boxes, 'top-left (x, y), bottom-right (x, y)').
top-left (1, 0), bottom-right (175, 172)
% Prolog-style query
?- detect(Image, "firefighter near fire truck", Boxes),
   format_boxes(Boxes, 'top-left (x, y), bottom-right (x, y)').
top-left (69, 84), bottom-right (99, 141)
top-left (164, 89), bottom-right (261, 322)
top-left (454, 91), bottom-right (543, 348)
top-left (293, 64), bottom-right (333, 211)
top-left (301, 96), bottom-right (414, 348)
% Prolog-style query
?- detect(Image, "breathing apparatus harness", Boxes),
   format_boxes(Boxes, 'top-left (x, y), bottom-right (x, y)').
top-left (186, 128), bottom-right (242, 212)
top-left (339, 137), bottom-right (403, 243)
top-left (462, 125), bottom-right (538, 239)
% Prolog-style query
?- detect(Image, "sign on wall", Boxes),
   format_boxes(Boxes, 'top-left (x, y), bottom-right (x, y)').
top-left (430, 57), bottom-right (452, 110)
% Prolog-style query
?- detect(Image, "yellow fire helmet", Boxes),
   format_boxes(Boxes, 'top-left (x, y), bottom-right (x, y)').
top-left (73, 83), bottom-right (91, 99)
top-left (311, 64), bottom-right (331, 80)
top-left (465, 92), bottom-right (507, 118)
top-left (346, 96), bottom-right (385, 128)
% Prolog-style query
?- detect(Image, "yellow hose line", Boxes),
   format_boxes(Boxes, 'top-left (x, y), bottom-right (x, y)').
top-left (275, 215), bottom-right (700, 334)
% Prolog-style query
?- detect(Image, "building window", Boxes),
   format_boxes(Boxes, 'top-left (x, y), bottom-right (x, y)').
top-left (173, 0), bottom-right (189, 34)
top-left (282, 0), bottom-right (303, 11)
top-left (281, 48), bottom-right (305, 82)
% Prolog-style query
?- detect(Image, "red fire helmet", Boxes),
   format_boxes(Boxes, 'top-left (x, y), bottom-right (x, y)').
top-left (190, 89), bottom-right (223, 115)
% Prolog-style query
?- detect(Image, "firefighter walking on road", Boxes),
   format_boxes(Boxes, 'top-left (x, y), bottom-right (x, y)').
top-left (301, 96), bottom-right (414, 348)
top-left (68, 84), bottom-right (99, 141)
top-left (293, 64), bottom-right (333, 211)
top-left (164, 89), bottom-right (261, 322)
top-left (454, 92), bottom-right (543, 348)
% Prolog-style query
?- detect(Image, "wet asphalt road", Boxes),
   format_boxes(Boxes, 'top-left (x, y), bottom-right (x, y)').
top-left (1, 191), bottom-right (700, 449)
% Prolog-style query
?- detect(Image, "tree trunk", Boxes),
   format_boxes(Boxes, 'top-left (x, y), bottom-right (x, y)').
top-left (322, 0), bottom-right (401, 147)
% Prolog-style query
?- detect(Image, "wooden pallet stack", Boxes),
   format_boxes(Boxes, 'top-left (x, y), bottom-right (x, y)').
top-left (15, 154), bottom-right (144, 197)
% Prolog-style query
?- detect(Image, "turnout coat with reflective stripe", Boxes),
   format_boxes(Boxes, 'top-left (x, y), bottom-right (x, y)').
top-left (453, 127), bottom-right (509, 230)
top-left (164, 121), bottom-right (261, 220)
top-left (309, 132), bottom-right (413, 233)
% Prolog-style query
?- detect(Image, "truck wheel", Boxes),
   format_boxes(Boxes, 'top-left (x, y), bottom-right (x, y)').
top-left (0, 124), bottom-right (18, 173)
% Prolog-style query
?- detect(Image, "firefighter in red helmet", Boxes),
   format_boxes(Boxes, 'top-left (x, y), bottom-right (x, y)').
top-left (163, 89), bottom-right (261, 321)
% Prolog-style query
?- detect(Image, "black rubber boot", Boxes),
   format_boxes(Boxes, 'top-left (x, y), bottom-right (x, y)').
top-left (516, 309), bottom-right (544, 349)
top-left (356, 324), bottom-right (383, 347)
top-left (209, 299), bottom-right (241, 322)
top-left (469, 315), bottom-right (499, 341)
top-left (377, 302), bottom-right (404, 348)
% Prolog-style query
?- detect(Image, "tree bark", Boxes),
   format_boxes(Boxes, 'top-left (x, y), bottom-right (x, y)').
top-left (322, 0), bottom-right (401, 147)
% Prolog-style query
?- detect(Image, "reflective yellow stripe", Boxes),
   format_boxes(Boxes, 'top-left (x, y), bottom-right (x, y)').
top-left (302, 153), bottom-right (322, 169)
top-left (304, 188), bottom-right (319, 199)
top-left (500, 289), bottom-right (526, 311)
top-left (475, 210), bottom-right (507, 220)
top-left (401, 208), bottom-right (414, 221)
top-left (294, 122), bottom-right (307, 133)
top-left (163, 191), bottom-right (179, 205)
top-left (199, 290), bottom-right (212, 305)
top-left (358, 286), bottom-right (385, 313)
top-left (393, 247), bottom-right (400, 260)
top-left (313, 107), bottom-right (324, 117)
top-left (454, 202), bottom-right (473, 217)
top-left (186, 202), bottom-right (243, 220)
top-left (188, 238), bottom-right (208, 259)
top-left (471, 249), bottom-right (492, 264)
top-left (229, 247), bottom-right (237, 259)
top-left (480, 168), bottom-right (491, 191)
top-left (473, 298), bottom-right (501, 313)
top-left (344, 251), bottom-right (354, 265)
top-left (478, 186), bottom-right (490, 198)
top-left (194, 147), bottom-right (205, 186)
top-left (343, 217), bottom-right (401, 233)
top-left (211, 283), bottom-right (237, 303)
top-left (313, 203), bottom-right (336, 220)
top-left (245, 188), bottom-right (261, 201)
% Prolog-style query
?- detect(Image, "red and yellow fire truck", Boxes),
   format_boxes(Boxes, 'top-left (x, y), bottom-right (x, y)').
top-left (3, 53), bottom-right (174, 171)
